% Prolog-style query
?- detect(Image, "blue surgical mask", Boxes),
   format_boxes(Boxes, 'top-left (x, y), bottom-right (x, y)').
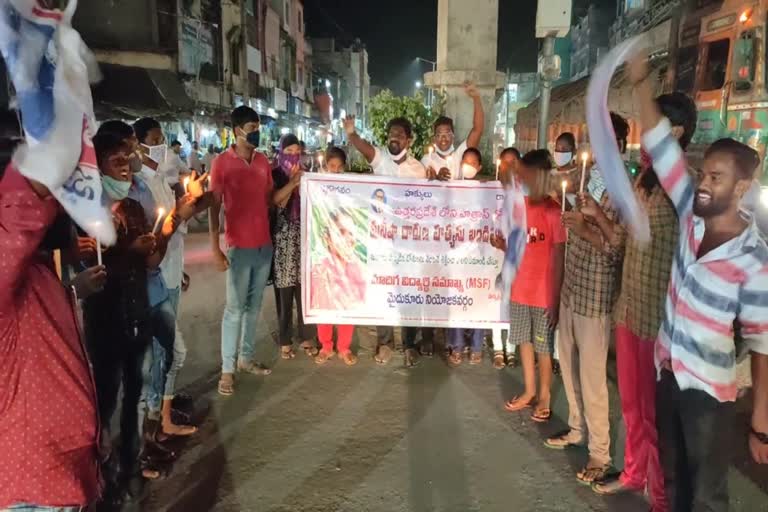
top-left (102, 175), bottom-right (132, 201)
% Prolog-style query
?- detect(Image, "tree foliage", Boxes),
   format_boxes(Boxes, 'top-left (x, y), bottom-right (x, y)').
top-left (368, 89), bottom-right (445, 161)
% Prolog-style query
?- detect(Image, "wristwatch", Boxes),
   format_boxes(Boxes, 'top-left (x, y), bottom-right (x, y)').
top-left (751, 427), bottom-right (768, 444)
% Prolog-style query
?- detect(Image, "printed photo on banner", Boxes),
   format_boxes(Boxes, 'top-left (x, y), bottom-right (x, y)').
top-left (300, 173), bottom-right (510, 329)
top-left (309, 205), bottom-right (369, 311)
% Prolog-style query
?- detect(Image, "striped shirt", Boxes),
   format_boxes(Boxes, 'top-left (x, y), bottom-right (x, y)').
top-left (645, 118), bottom-right (768, 402)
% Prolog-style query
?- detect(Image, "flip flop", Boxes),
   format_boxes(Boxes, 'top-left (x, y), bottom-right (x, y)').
top-left (531, 408), bottom-right (552, 423)
top-left (504, 395), bottom-right (536, 412)
top-left (374, 345), bottom-right (393, 365)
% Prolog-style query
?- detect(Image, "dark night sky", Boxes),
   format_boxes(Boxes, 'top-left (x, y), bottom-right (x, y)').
top-left (304, 0), bottom-right (616, 96)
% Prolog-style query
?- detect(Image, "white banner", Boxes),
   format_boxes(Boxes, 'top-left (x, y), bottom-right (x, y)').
top-left (300, 173), bottom-right (509, 329)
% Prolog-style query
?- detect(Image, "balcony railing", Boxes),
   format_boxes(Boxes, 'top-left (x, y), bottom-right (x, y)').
top-left (609, 0), bottom-right (680, 46)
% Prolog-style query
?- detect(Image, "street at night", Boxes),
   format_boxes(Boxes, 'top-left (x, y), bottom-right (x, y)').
top-left (129, 234), bottom-right (767, 512)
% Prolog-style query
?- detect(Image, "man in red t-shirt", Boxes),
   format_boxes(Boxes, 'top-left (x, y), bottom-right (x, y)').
top-left (495, 150), bottom-right (566, 423)
top-left (209, 106), bottom-right (275, 396)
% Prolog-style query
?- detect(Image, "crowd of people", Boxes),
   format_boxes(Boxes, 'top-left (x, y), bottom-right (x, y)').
top-left (1, 50), bottom-right (767, 512)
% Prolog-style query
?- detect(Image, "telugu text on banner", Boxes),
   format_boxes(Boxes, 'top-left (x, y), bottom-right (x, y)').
top-left (300, 173), bottom-right (509, 329)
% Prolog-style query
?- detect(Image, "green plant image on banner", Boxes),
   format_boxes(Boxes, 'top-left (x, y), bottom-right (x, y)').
top-left (309, 205), bottom-right (369, 265)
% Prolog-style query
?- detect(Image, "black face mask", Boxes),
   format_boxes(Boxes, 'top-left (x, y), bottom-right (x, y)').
top-left (246, 130), bottom-right (260, 146)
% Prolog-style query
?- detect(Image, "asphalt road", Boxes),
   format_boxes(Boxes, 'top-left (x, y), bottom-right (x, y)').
top-left (135, 232), bottom-right (768, 512)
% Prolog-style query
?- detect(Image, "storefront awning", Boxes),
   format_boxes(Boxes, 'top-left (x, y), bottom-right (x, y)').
top-left (93, 63), bottom-right (196, 120)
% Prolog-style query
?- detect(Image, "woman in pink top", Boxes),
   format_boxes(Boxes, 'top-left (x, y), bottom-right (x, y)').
top-left (311, 148), bottom-right (365, 366)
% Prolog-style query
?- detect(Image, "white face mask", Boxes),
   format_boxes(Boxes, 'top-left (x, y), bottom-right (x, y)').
top-left (435, 145), bottom-right (455, 157)
top-left (553, 151), bottom-right (573, 167)
top-left (143, 143), bottom-right (168, 164)
top-left (389, 148), bottom-right (407, 161)
top-left (461, 163), bottom-right (479, 180)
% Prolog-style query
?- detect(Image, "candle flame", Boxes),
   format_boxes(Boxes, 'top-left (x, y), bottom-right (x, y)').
top-left (581, 152), bottom-right (589, 161)
top-left (561, 180), bottom-right (568, 189)
top-left (157, 208), bottom-right (165, 216)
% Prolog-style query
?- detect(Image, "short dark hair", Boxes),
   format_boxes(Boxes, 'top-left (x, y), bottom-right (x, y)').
top-left (99, 120), bottom-right (134, 141)
top-left (386, 117), bottom-right (413, 138)
top-left (326, 146), bottom-right (347, 165)
top-left (231, 105), bottom-right (260, 129)
top-left (279, 133), bottom-right (300, 151)
top-left (462, 147), bottom-right (482, 164)
top-left (133, 117), bottom-right (161, 144)
top-left (704, 138), bottom-right (761, 180)
top-left (93, 128), bottom-right (128, 170)
top-left (522, 149), bottom-right (554, 172)
top-left (500, 147), bottom-right (521, 160)
top-left (433, 116), bottom-right (454, 133)
top-left (170, 140), bottom-right (181, 147)
top-left (657, 92), bottom-right (698, 150)
top-left (611, 112), bottom-right (630, 149)
top-left (556, 132), bottom-right (576, 149)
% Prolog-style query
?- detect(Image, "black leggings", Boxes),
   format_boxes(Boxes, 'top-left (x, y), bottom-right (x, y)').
top-left (276, 284), bottom-right (315, 346)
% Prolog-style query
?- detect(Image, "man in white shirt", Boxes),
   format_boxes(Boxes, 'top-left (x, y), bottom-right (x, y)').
top-left (344, 115), bottom-right (426, 178)
top-left (165, 140), bottom-right (190, 191)
top-left (343, 115), bottom-right (427, 365)
top-left (188, 141), bottom-right (202, 172)
top-left (422, 82), bottom-right (485, 181)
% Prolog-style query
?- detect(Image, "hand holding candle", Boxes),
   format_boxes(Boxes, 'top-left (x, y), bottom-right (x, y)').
top-left (152, 207), bottom-right (166, 235)
top-left (579, 151), bottom-right (589, 193)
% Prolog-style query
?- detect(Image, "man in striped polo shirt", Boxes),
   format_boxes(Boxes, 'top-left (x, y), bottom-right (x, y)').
top-left (630, 53), bottom-right (768, 511)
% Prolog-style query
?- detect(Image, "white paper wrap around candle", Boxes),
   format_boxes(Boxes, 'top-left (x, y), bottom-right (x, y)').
top-left (585, 34), bottom-right (650, 243)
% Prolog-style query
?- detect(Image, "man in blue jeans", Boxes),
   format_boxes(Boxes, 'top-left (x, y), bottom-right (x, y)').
top-left (209, 106), bottom-right (275, 396)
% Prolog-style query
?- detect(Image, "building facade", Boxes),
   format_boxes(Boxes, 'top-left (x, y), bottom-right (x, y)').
top-left (569, 4), bottom-right (615, 80)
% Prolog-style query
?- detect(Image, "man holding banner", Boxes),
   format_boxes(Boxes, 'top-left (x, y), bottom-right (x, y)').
top-left (343, 115), bottom-right (429, 365)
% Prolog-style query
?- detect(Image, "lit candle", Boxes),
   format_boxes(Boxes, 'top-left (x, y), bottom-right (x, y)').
top-left (96, 235), bottom-right (102, 266)
top-left (561, 180), bottom-right (568, 213)
top-left (318, 153), bottom-right (324, 172)
top-left (579, 151), bottom-right (589, 193)
top-left (496, 158), bottom-right (501, 181)
top-left (183, 177), bottom-right (190, 193)
top-left (429, 146), bottom-right (434, 157)
top-left (152, 207), bottom-right (166, 235)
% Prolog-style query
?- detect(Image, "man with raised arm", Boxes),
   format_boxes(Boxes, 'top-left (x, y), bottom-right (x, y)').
top-left (630, 51), bottom-right (768, 511)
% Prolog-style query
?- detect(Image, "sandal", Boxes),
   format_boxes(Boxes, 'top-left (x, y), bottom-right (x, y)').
top-left (140, 457), bottom-right (172, 480)
top-left (218, 374), bottom-right (234, 396)
top-left (493, 351), bottom-right (505, 370)
top-left (374, 345), bottom-right (393, 365)
top-left (504, 395), bottom-right (536, 412)
top-left (339, 351), bottom-right (358, 366)
top-left (544, 430), bottom-right (584, 450)
top-left (237, 360), bottom-right (272, 376)
top-left (531, 407), bottom-right (552, 423)
top-left (469, 351), bottom-right (482, 365)
top-left (448, 350), bottom-right (463, 367)
top-left (420, 343), bottom-right (434, 357)
top-left (301, 340), bottom-right (319, 357)
top-left (314, 349), bottom-right (335, 365)
top-left (281, 346), bottom-right (296, 360)
top-left (507, 353), bottom-right (518, 368)
top-left (591, 474), bottom-right (639, 496)
top-left (576, 464), bottom-right (612, 485)
top-left (404, 348), bottom-right (420, 368)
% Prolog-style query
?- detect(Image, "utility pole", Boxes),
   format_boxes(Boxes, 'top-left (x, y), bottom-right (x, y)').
top-left (241, 0), bottom-right (250, 104)
top-left (537, 36), bottom-right (556, 149)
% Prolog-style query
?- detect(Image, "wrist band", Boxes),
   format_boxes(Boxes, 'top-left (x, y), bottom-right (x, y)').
top-left (751, 427), bottom-right (768, 444)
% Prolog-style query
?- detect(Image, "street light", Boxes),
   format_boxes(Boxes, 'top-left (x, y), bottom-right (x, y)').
top-left (414, 57), bottom-right (436, 107)
top-left (415, 80), bottom-right (422, 89)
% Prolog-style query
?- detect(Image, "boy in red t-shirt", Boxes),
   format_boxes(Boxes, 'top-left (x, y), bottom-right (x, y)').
top-left (493, 149), bottom-right (566, 423)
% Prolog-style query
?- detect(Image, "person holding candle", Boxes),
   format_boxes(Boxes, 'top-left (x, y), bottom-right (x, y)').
top-left (325, 146), bottom-right (347, 173)
top-left (577, 93), bottom-right (696, 509)
top-left (271, 133), bottom-right (317, 359)
top-left (422, 82), bottom-right (485, 181)
top-left (547, 150), bottom-right (623, 485)
top-left (209, 106), bottom-right (275, 395)
top-left (83, 126), bottom-right (174, 499)
top-left (491, 150), bottom-right (566, 420)
top-left (132, 118), bottom-right (209, 443)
